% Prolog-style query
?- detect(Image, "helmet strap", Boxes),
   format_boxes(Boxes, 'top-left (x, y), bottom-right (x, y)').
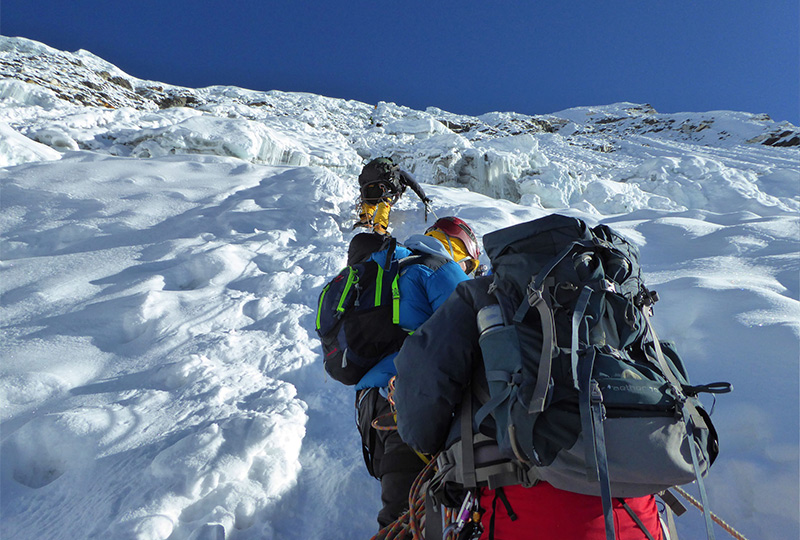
top-left (444, 235), bottom-right (457, 260)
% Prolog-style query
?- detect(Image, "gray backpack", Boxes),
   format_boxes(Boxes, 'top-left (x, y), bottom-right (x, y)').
top-left (433, 214), bottom-right (731, 540)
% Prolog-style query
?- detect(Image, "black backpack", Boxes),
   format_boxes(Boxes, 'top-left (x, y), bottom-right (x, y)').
top-left (316, 235), bottom-right (407, 385)
top-left (434, 214), bottom-right (731, 540)
top-left (358, 157), bottom-right (403, 204)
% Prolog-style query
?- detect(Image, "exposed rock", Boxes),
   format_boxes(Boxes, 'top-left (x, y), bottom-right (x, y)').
top-left (248, 101), bottom-right (274, 107)
top-left (596, 116), bottom-right (625, 124)
top-left (764, 133), bottom-right (800, 147)
top-left (159, 95), bottom-right (188, 109)
top-left (109, 76), bottom-right (133, 90)
top-left (439, 119), bottom-right (474, 133)
top-left (0, 46), bottom-right (149, 109)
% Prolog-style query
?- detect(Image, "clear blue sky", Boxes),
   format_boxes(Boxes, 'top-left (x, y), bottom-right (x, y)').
top-left (3, 1), bottom-right (798, 123)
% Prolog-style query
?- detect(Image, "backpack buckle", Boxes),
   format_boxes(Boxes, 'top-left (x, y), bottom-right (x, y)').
top-left (600, 278), bottom-right (617, 293)
top-left (526, 283), bottom-right (544, 307)
top-left (590, 380), bottom-right (607, 420)
top-left (516, 463), bottom-right (539, 488)
top-left (634, 286), bottom-right (660, 308)
top-left (590, 380), bottom-right (604, 404)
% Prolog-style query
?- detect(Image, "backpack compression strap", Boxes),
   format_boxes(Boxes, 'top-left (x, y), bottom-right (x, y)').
top-left (373, 264), bottom-right (401, 324)
top-left (641, 305), bottom-right (717, 540)
top-left (315, 266), bottom-right (357, 331)
top-left (578, 344), bottom-right (617, 540)
top-left (375, 237), bottom-right (401, 324)
top-left (487, 275), bottom-right (556, 418)
top-left (508, 237), bottom-right (603, 415)
top-left (577, 287), bottom-right (722, 540)
top-left (575, 286), bottom-right (704, 540)
top-left (513, 281), bottom-right (556, 415)
top-left (451, 357), bottom-right (538, 491)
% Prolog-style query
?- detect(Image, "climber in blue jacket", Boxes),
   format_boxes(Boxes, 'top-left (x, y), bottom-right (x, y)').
top-left (351, 217), bottom-right (481, 528)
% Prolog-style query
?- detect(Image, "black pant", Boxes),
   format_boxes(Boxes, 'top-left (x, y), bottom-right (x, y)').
top-left (357, 387), bottom-right (426, 528)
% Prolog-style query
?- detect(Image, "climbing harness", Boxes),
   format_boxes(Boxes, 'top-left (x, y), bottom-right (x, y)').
top-left (370, 378), bottom-right (432, 466)
top-left (371, 377), bottom-right (400, 432)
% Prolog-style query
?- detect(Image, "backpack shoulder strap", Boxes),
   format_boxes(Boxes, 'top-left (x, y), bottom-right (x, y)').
top-left (361, 237), bottom-right (401, 324)
top-left (398, 250), bottom-right (449, 274)
top-left (379, 236), bottom-right (397, 270)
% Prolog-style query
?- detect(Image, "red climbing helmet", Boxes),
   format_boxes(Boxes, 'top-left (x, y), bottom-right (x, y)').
top-left (425, 216), bottom-right (480, 260)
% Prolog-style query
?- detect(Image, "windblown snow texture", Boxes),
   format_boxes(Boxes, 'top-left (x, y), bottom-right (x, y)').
top-left (1, 36), bottom-right (798, 540)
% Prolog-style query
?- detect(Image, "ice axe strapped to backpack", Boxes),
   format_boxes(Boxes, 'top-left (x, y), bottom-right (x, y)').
top-left (429, 214), bottom-right (731, 540)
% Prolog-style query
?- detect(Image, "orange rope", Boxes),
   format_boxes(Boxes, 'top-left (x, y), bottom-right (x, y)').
top-left (673, 486), bottom-right (749, 540)
top-left (369, 455), bottom-right (438, 540)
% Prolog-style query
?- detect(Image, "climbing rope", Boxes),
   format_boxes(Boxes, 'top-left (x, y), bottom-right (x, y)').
top-left (370, 454), bottom-right (438, 540)
top-left (368, 378), bottom-right (434, 540)
top-left (371, 412), bottom-right (399, 431)
top-left (673, 486), bottom-right (749, 540)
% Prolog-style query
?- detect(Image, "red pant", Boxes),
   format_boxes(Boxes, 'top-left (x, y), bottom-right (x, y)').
top-left (478, 483), bottom-right (663, 540)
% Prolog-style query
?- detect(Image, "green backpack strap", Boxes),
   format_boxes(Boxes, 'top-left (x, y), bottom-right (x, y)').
top-left (373, 237), bottom-right (400, 324)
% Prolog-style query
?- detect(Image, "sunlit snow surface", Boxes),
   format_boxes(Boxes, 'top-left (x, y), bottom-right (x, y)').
top-left (1, 36), bottom-right (798, 540)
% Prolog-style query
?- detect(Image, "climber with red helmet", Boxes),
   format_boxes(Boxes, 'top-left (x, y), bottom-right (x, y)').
top-left (424, 216), bottom-right (482, 276)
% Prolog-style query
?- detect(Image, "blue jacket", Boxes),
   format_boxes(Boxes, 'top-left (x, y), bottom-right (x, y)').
top-left (355, 235), bottom-right (469, 390)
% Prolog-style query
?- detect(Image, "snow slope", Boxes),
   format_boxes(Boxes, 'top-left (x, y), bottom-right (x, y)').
top-left (1, 36), bottom-right (798, 540)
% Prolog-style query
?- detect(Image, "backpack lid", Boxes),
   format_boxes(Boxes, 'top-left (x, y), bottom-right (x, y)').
top-left (358, 157), bottom-right (398, 186)
top-left (483, 214), bottom-right (589, 264)
top-left (348, 232), bottom-right (389, 265)
top-left (483, 214), bottom-right (592, 298)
